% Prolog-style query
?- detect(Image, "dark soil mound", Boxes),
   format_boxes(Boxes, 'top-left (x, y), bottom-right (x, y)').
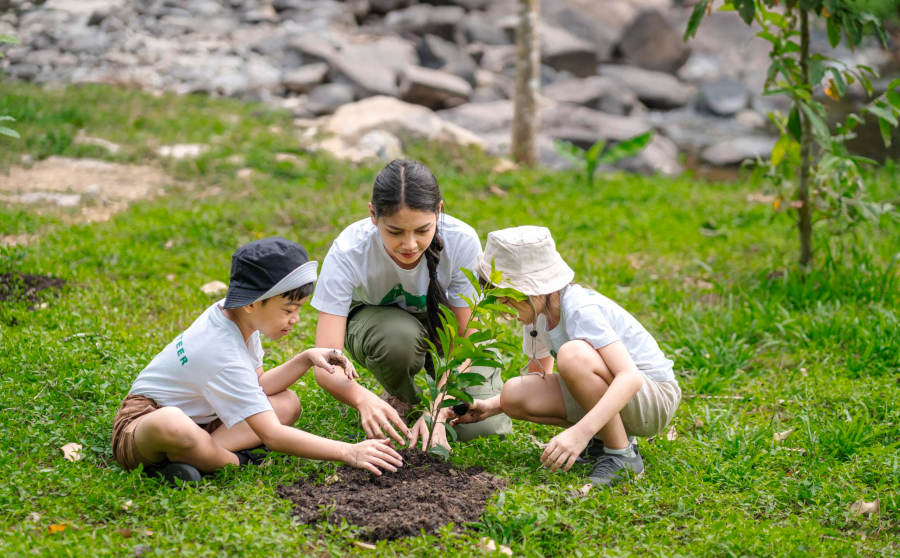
top-left (277, 449), bottom-right (506, 541)
top-left (0, 272), bottom-right (65, 303)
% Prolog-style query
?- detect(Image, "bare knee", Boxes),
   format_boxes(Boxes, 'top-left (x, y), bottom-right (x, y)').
top-left (499, 377), bottom-right (530, 420)
top-left (556, 340), bottom-right (612, 384)
top-left (141, 407), bottom-right (203, 452)
top-left (271, 390), bottom-right (302, 426)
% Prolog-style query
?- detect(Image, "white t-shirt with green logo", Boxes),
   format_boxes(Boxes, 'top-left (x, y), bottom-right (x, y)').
top-left (311, 214), bottom-right (481, 316)
top-left (129, 300), bottom-right (273, 428)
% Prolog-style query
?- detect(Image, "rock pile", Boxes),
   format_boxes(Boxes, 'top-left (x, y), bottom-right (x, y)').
top-left (1, 0), bottom-right (894, 172)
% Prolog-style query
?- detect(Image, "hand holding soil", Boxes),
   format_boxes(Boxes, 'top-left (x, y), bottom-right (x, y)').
top-left (359, 396), bottom-right (410, 446)
top-left (451, 395), bottom-right (502, 425)
top-left (343, 438), bottom-right (403, 476)
top-left (302, 347), bottom-right (358, 380)
top-left (541, 426), bottom-right (592, 472)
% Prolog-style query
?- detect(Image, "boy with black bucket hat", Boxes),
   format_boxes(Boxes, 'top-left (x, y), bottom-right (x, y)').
top-left (111, 237), bottom-right (402, 484)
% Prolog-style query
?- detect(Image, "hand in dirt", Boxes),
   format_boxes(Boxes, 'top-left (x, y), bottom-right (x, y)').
top-left (540, 426), bottom-right (591, 472)
top-left (303, 347), bottom-right (358, 380)
top-left (359, 396), bottom-right (410, 446)
top-left (345, 438), bottom-right (403, 476)
top-left (450, 396), bottom-right (501, 425)
top-left (408, 413), bottom-right (451, 452)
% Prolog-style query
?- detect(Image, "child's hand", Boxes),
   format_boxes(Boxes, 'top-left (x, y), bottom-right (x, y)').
top-left (345, 438), bottom-right (403, 475)
top-left (450, 396), bottom-right (501, 425)
top-left (408, 412), bottom-right (451, 452)
top-left (304, 348), bottom-right (358, 380)
top-left (540, 427), bottom-right (591, 472)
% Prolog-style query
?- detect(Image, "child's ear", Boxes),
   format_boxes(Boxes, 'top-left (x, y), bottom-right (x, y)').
top-left (369, 202), bottom-right (377, 225)
top-left (242, 303), bottom-right (257, 314)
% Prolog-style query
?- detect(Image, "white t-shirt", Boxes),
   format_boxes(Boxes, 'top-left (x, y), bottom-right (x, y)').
top-left (129, 300), bottom-right (273, 428)
top-left (522, 284), bottom-right (675, 383)
top-left (311, 213), bottom-right (482, 316)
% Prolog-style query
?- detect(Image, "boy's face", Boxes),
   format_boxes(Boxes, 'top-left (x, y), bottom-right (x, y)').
top-left (247, 295), bottom-right (307, 340)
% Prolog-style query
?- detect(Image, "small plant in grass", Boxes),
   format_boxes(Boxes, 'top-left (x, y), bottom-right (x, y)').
top-left (1, 34), bottom-right (21, 139)
top-left (414, 264), bottom-right (525, 458)
top-left (554, 130), bottom-right (654, 188)
top-left (684, 1), bottom-right (900, 267)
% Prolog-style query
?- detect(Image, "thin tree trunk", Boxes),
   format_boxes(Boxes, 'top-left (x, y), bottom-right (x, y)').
top-left (512, 0), bottom-right (539, 166)
top-left (798, 9), bottom-right (813, 267)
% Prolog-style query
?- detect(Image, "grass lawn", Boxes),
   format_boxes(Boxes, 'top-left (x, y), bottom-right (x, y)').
top-left (1, 82), bottom-right (898, 556)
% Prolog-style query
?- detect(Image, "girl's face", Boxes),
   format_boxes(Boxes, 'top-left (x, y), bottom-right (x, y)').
top-left (371, 203), bottom-right (441, 270)
top-left (496, 295), bottom-right (540, 325)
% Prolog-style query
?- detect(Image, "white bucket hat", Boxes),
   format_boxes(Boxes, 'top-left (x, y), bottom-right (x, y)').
top-left (478, 226), bottom-right (574, 296)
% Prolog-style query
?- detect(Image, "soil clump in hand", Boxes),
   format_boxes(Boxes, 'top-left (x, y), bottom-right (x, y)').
top-left (277, 448), bottom-right (506, 541)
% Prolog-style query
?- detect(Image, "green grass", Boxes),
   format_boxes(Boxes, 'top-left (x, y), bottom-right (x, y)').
top-left (1, 81), bottom-right (898, 556)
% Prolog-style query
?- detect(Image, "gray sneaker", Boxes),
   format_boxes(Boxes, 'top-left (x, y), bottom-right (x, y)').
top-left (588, 445), bottom-right (644, 487)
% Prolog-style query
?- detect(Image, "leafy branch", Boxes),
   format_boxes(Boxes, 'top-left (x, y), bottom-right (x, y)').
top-left (554, 130), bottom-right (654, 188)
top-left (414, 263), bottom-right (525, 459)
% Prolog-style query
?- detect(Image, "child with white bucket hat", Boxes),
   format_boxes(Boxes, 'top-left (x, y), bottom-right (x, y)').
top-left (453, 226), bottom-right (681, 487)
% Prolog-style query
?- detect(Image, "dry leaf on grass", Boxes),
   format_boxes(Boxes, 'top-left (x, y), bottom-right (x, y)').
top-left (48, 524), bottom-right (66, 534)
top-left (774, 428), bottom-right (795, 442)
top-left (60, 442), bottom-right (82, 462)
top-left (849, 500), bottom-right (880, 516)
top-left (488, 184), bottom-right (508, 197)
top-left (324, 473), bottom-right (341, 484)
top-left (353, 541), bottom-right (376, 550)
top-left (666, 426), bottom-right (678, 441)
top-left (479, 537), bottom-right (513, 555)
top-left (121, 500), bottom-right (133, 511)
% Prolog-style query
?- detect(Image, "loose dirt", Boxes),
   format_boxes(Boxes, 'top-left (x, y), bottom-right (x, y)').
top-left (277, 449), bottom-right (506, 541)
top-left (0, 156), bottom-right (171, 237)
top-left (0, 272), bottom-right (66, 303)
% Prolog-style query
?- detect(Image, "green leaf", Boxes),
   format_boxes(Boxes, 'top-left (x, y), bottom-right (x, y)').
top-left (827, 68), bottom-right (846, 97)
top-left (445, 424), bottom-right (458, 442)
top-left (0, 126), bottom-right (20, 138)
top-left (683, 0), bottom-right (709, 41)
top-left (800, 102), bottom-right (831, 144)
top-left (0, 115), bottom-right (16, 122)
top-left (877, 117), bottom-right (893, 148)
top-left (771, 134), bottom-right (793, 166)
top-left (886, 90), bottom-right (900, 112)
top-left (809, 59), bottom-right (826, 87)
top-left (0, 34), bottom-right (20, 44)
top-left (826, 16), bottom-right (841, 47)
top-left (597, 130), bottom-right (654, 165)
top-left (735, 0), bottom-right (755, 25)
top-left (428, 445), bottom-right (449, 460)
top-left (456, 372), bottom-right (488, 386)
top-left (787, 106), bottom-right (802, 142)
top-left (866, 102), bottom-right (898, 127)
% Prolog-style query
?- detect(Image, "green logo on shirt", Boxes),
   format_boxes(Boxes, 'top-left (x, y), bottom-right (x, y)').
top-left (379, 284), bottom-right (426, 311)
top-left (175, 334), bottom-right (188, 366)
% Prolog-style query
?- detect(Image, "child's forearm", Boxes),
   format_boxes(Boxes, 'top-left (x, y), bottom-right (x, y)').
top-left (571, 371), bottom-right (644, 438)
top-left (262, 423), bottom-right (352, 463)
top-left (258, 354), bottom-right (308, 395)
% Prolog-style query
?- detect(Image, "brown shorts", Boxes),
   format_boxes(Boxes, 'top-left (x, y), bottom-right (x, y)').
top-left (111, 394), bottom-right (222, 470)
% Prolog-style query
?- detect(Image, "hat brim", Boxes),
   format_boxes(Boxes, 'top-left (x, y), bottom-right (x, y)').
top-left (477, 254), bottom-right (573, 296)
top-left (223, 260), bottom-right (318, 308)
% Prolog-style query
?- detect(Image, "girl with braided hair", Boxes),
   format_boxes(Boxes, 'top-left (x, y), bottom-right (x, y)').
top-left (311, 159), bottom-right (510, 451)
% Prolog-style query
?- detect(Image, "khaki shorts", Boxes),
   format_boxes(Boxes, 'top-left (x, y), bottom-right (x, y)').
top-left (557, 375), bottom-right (681, 438)
top-left (111, 394), bottom-right (222, 470)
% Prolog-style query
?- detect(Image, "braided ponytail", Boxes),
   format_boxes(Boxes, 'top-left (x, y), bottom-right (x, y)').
top-left (371, 159), bottom-right (447, 352)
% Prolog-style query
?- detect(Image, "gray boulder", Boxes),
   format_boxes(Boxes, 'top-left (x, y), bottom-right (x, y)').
top-left (282, 62), bottom-right (329, 93)
top-left (541, 24), bottom-right (597, 78)
top-left (598, 65), bottom-right (696, 110)
top-left (399, 65), bottom-right (472, 109)
top-left (700, 78), bottom-right (749, 117)
top-left (307, 82), bottom-right (356, 115)
top-left (618, 9), bottom-right (690, 73)
top-left (385, 4), bottom-right (465, 42)
top-left (459, 12), bottom-right (510, 45)
top-left (437, 100), bottom-right (514, 135)
top-left (542, 76), bottom-right (644, 116)
top-left (327, 37), bottom-right (418, 98)
top-left (701, 136), bottom-right (776, 166)
top-left (418, 34), bottom-right (478, 85)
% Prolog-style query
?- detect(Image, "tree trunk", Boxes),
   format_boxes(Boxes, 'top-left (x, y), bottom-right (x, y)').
top-left (512, 0), bottom-right (539, 166)
top-left (797, 9), bottom-right (813, 267)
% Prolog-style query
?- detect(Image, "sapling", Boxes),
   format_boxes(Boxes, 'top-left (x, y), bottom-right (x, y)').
top-left (412, 264), bottom-right (525, 458)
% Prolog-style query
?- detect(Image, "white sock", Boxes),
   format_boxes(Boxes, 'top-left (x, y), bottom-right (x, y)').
top-left (604, 443), bottom-right (635, 458)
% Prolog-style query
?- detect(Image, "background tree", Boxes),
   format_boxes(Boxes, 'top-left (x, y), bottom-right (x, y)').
top-left (685, 0), bottom-right (900, 267)
top-left (511, 0), bottom-right (539, 166)
top-left (1, 34), bottom-right (21, 139)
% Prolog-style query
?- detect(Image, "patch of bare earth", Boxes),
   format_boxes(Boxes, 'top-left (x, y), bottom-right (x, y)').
top-left (277, 449), bottom-right (506, 541)
top-left (0, 157), bottom-right (172, 244)
top-left (0, 272), bottom-right (65, 303)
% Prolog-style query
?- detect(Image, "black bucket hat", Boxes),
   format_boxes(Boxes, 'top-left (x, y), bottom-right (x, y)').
top-left (223, 236), bottom-right (317, 309)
